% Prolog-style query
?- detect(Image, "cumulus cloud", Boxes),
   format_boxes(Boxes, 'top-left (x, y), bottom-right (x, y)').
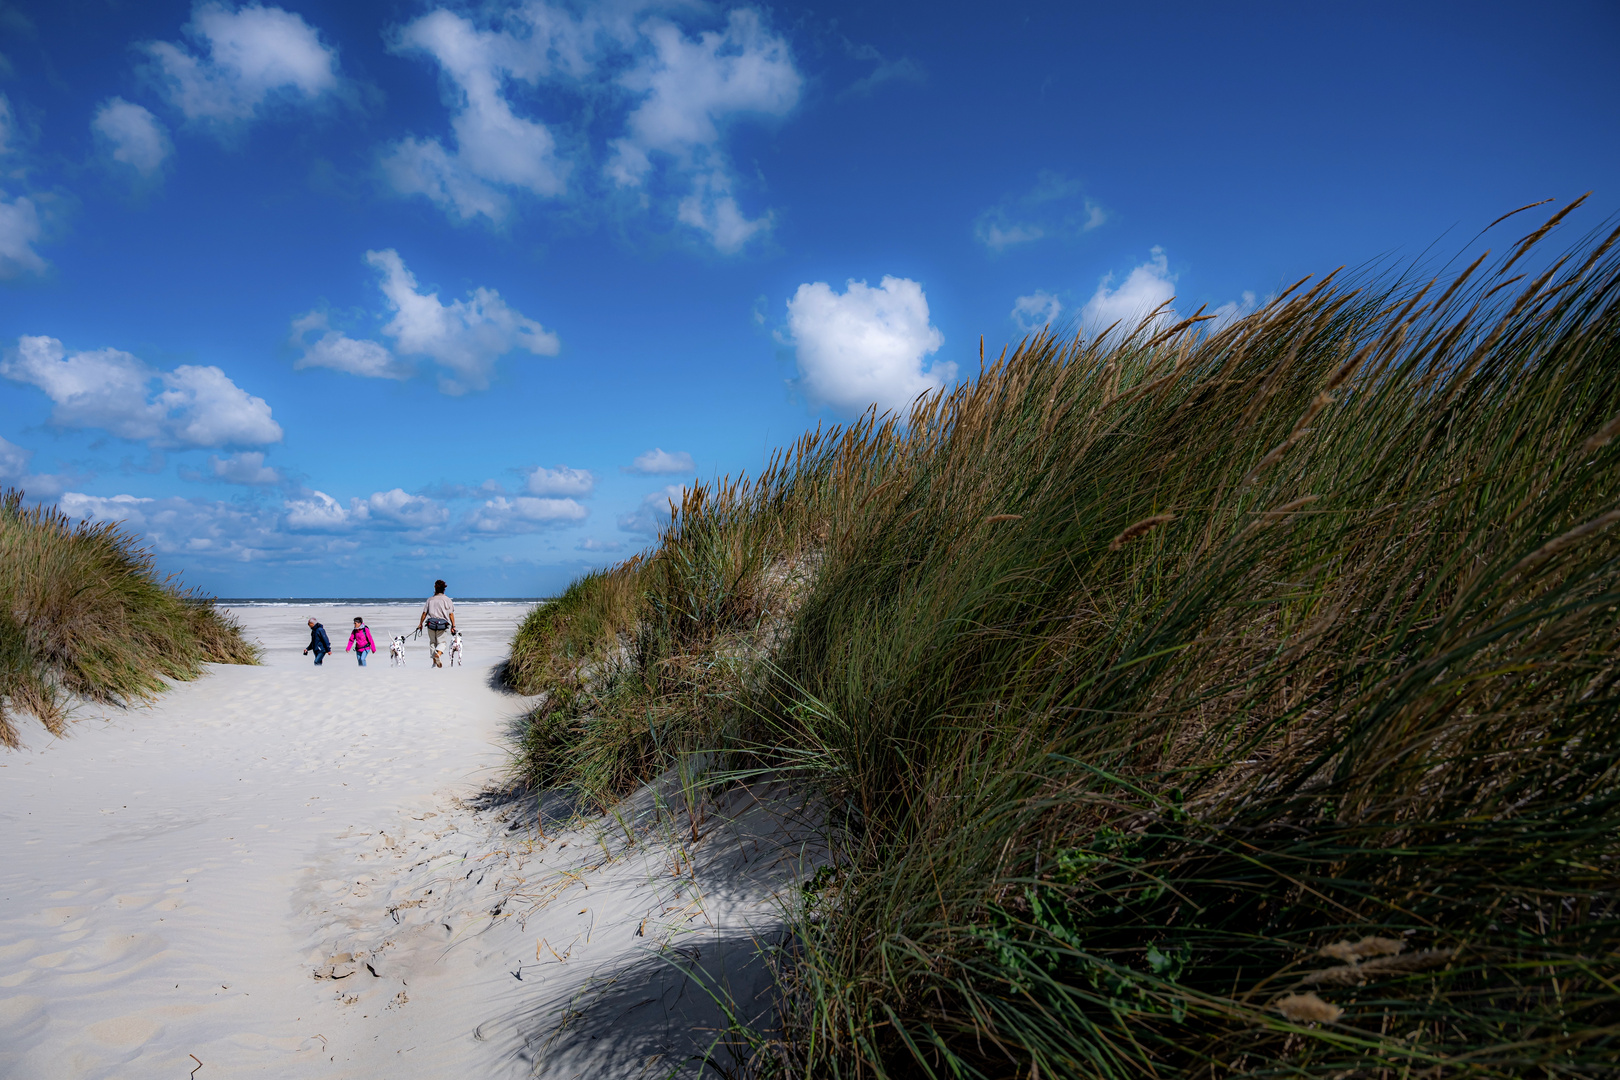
top-left (1080, 247), bottom-right (1178, 336)
top-left (577, 537), bottom-right (623, 552)
top-left (368, 248), bottom-right (559, 394)
top-left (283, 489), bottom-right (354, 531)
top-left (0, 192), bottom-right (46, 279)
top-left (282, 487), bottom-right (451, 532)
top-left (92, 98), bottom-right (172, 174)
top-left (1, 335), bottom-right (282, 448)
top-left (608, 9), bottom-right (799, 251)
top-left (289, 311), bottom-right (409, 379)
top-left (382, 7), bottom-right (577, 222)
top-left (468, 494), bottom-right (587, 533)
top-left (208, 450), bottom-right (280, 485)
top-left (290, 252), bottom-right (558, 393)
top-left (143, 2), bottom-right (341, 124)
top-left (625, 448), bottom-right (694, 475)
top-left (365, 488), bottom-right (449, 529)
top-left (524, 464), bottom-right (594, 496)
top-left (60, 491), bottom-right (314, 562)
top-left (618, 483), bottom-right (686, 536)
top-left (784, 276), bottom-right (955, 415)
top-left (1011, 290), bottom-right (1063, 333)
top-left (975, 171), bottom-right (1106, 252)
top-left (384, 5), bottom-right (797, 251)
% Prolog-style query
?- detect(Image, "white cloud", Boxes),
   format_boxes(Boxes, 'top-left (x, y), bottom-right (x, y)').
top-left (367, 248), bottom-right (559, 394)
top-left (625, 447), bottom-right (694, 475)
top-left (524, 464), bottom-right (594, 496)
top-left (282, 487), bottom-right (449, 532)
top-left (0, 96), bottom-right (47, 278)
top-left (784, 276), bottom-right (955, 415)
top-left (675, 168), bottom-right (771, 254)
top-left (618, 483), bottom-right (686, 535)
top-left (607, 9), bottom-right (799, 251)
top-left (365, 488), bottom-right (449, 529)
top-left (577, 537), bottom-right (623, 552)
top-left (158, 364), bottom-right (284, 447)
top-left (0, 434), bottom-right (28, 480)
top-left (382, 8), bottom-right (575, 222)
top-left (383, 5), bottom-right (798, 251)
top-left (1080, 247), bottom-right (1178, 336)
top-left (1011, 290), bottom-right (1063, 333)
top-left (283, 489), bottom-right (356, 531)
top-left (0, 435), bottom-right (68, 496)
top-left (92, 98), bottom-right (172, 174)
top-left (208, 450), bottom-right (280, 485)
top-left (1, 335), bottom-right (282, 448)
top-left (60, 491), bottom-right (320, 563)
top-left (0, 192), bottom-right (46, 279)
top-left (1209, 290), bottom-right (1260, 329)
top-left (144, 2), bottom-right (341, 124)
top-left (975, 171), bottom-right (1106, 252)
top-left (289, 311), bottom-right (409, 380)
top-left (468, 494), bottom-right (587, 533)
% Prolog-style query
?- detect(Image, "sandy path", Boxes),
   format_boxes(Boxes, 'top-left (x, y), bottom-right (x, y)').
top-left (0, 604), bottom-right (534, 1078)
top-left (0, 603), bottom-right (822, 1080)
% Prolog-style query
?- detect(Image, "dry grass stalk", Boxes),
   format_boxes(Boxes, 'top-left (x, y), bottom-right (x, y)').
top-left (1110, 513), bottom-right (1175, 551)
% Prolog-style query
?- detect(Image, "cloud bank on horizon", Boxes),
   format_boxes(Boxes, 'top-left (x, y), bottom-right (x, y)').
top-left (0, 0), bottom-right (1610, 594)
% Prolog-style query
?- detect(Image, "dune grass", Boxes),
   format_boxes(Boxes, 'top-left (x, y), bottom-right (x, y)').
top-left (508, 202), bottom-right (1620, 1077)
top-left (0, 489), bottom-right (260, 747)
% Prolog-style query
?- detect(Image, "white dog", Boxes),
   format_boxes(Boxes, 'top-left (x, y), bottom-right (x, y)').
top-left (448, 630), bottom-right (464, 667)
top-left (390, 635), bottom-right (407, 667)
top-left (431, 639), bottom-right (445, 668)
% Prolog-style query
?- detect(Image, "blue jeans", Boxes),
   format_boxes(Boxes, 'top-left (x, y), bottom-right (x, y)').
top-left (356, 650), bottom-right (368, 666)
top-left (313, 647), bottom-right (329, 665)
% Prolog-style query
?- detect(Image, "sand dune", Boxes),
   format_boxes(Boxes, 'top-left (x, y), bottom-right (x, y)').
top-left (0, 604), bottom-right (820, 1079)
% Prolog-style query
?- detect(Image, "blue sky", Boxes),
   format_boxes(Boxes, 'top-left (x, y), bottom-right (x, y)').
top-left (1, 0), bottom-right (1616, 597)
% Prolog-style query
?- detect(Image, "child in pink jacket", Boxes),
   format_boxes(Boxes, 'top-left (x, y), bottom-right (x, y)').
top-left (346, 617), bottom-right (378, 667)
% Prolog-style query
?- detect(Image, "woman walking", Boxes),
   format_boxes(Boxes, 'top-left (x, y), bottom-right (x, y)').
top-left (346, 617), bottom-right (378, 666)
top-left (416, 579), bottom-right (456, 669)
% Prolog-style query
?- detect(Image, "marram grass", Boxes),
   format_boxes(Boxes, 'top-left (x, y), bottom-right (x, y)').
top-left (509, 203), bottom-right (1620, 1078)
top-left (0, 489), bottom-right (259, 746)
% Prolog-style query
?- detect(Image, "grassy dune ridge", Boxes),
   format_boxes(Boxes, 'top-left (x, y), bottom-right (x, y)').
top-left (0, 489), bottom-right (260, 747)
top-left (509, 205), bottom-right (1620, 1077)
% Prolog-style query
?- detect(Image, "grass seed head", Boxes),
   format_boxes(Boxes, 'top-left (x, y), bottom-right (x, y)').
top-left (1275, 992), bottom-right (1344, 1024)
top-left (1110, 513), bottom-right (1175, 551)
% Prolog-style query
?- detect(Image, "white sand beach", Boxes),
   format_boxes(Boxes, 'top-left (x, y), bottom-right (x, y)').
top-left (0, 604), bottom-right (822, 1079)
